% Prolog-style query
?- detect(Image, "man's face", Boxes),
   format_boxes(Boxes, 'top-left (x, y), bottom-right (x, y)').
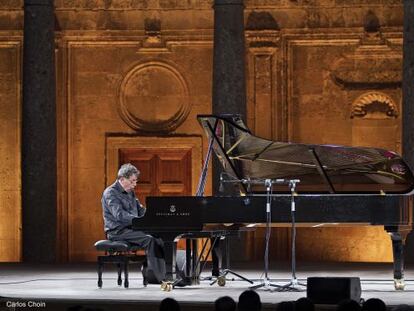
top-left (120, 174), bottom-right (139, 192)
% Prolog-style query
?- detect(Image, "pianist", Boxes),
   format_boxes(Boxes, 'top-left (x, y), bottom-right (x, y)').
top-left (101, 163), bottom-right (166, 284)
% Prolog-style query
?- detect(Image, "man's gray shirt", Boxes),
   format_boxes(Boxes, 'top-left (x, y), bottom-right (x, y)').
top-left (101, 180), bottom-right (146, 234)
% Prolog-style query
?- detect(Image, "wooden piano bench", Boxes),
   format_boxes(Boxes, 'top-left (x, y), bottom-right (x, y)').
top-left (94, 239), bottom-right (147, 288)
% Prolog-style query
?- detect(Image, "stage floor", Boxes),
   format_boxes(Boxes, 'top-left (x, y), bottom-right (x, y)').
top-left (0, 261), bottom-right (413, 310)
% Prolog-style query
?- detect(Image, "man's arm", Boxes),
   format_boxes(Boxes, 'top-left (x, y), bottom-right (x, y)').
top-left (104, 193), bottom-right (136, 227)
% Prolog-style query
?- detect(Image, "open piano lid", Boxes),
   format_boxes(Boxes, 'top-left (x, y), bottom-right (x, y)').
top-left (197, 114), bottom-right (414, 194)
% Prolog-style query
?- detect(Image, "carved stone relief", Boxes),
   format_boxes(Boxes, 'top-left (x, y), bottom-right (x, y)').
top-left (143, 16), bottom-right (164, 48)
top-left (331, 15), bottom-right (401, 90)
top-left (351, 91), bottom-right (398, 119)
top-left (246, 11), bottom-right (280, 48)
top-left (350, 90), bottom-right (400, 152)
top-left (118, 61), bottom-right (190, 132)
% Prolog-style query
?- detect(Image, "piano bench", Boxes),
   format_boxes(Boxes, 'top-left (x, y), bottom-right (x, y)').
top-left (94, 239), bottom-right (146, 289)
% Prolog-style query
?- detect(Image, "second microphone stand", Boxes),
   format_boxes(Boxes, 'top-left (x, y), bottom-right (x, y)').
top-left (250, 179), bottom-right (282, 291)
top-left (274, 179), bottom-right (306, 292)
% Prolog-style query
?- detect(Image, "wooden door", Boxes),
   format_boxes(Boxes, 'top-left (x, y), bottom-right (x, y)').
top-left (119, 148), bottom-right (192, 203)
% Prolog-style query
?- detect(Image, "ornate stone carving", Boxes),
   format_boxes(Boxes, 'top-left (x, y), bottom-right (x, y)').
top-left (351, 92), bottom-right (398, 119)
top-left (246, 11), bottom-right (280, 48)
top-left (143, 17), bottom-right (164, 48)
top-left (118, 61), bottom-right (190, 132)
top-left (332, 18), bottom-right (401, 89)
top-left (364, 10), bottom-right (380, 33)
top-left (246, 11), bottom-right (279, 31)
top-left (332, 38), bottom-right (401, 88)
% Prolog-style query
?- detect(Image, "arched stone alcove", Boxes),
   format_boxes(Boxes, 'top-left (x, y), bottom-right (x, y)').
top-left (351, 91), bottom-right (400, 152)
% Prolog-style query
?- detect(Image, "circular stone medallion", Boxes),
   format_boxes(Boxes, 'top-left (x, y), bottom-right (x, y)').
top-left (119, 62), bottom-right (190, 132)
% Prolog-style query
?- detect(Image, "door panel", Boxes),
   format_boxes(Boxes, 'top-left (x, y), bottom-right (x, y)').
top-left (119, 148), bottom-right (191, 202)
top-left (157, 150), bottom-right (191, 196)
top-left (119, 149), bottom-right (157, 203)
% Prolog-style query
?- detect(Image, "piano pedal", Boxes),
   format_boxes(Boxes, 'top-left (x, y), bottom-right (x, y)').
top-left (394, 278), bottom-right (405, 290)
top-left (161, 281), bottom-right (173, 292)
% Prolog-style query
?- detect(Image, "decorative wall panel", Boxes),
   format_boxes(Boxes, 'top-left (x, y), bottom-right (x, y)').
top-left (246, 31), bottom-right (280, 139)
top-left (118, 61), bottom-right (190, 132)
top-left (62, 36), bottom-right (212, 261)
top-left (0, 39), bottom-right (22, 261)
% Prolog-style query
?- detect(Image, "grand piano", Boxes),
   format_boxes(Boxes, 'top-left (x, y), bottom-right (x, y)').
top-left (133, 114), bottom-right (414, 290)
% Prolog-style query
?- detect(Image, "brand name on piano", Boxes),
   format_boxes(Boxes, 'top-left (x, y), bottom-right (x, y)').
top-left (155, 212), bottom-right (191, 217)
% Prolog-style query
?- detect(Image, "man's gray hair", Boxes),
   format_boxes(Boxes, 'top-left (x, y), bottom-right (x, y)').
top-left (117, 163), bottom-right (140, 179)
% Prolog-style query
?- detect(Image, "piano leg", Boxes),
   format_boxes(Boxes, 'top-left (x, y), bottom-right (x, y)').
top-left (211, 238), bottom-right (222, 277)
top-left (163, 240), bottom-right (177, 282)
top-left (385, 226), bottom-right (412, 290)
top-left (192, 239), bottom-right (200, 284)
top-left (186, 239), bottom-right (192, 278)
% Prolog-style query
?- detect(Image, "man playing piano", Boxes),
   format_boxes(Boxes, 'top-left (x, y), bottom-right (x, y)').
top-left (101, 163), bottom-right (166, 284)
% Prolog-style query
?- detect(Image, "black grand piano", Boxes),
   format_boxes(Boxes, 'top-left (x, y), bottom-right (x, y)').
top-left (133, 114), bottom-right (414, 290)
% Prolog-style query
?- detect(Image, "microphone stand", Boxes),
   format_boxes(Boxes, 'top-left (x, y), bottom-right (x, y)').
top-left (274, 179), bottom-right (306, 292)
top-left (249, 179), bottom-right (283, 291)
top-left (207, 174), bottom-right (256, 287)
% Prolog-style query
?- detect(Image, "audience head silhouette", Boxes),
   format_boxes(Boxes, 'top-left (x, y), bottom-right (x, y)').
top-left (361, 298), bottom-right (386, 311)
top-left (159, 297), bottom-right (180, 311)
top-left (295, 297), bottom-right (315, 311)
top-left (276, 301), bottom-right (295, 311)
top-left (214, 296), bottom-right (236, 311)
top-left (337, 299), bottom-right (361, 311)
top-left (238, 290), bottom-right (262, 311)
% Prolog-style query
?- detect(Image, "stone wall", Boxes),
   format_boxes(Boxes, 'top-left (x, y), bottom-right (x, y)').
top-left (0, 0), bottom-right (409, 262)
top-left (0, 0), bottom-right (22, 261)
top-left (0, 36), bottom-right (22, 261)
top-left (57, 34), bottom-right (212, 261)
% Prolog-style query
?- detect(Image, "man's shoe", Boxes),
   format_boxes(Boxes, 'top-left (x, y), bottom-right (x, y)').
top-left (212, 269), bottom-right (220, 277)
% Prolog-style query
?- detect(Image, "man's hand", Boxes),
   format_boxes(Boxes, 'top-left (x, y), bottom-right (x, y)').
top-left (137, 200), bottom-right (146, 209)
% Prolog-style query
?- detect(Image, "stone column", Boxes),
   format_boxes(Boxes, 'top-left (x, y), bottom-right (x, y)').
top-left (22, 0), bottom-right (56, 262)
top-left (211, 0), bottom-right (247, 261)
top-left (212, 0), bottom-right (246, 118)
top-left (403, 0), bottom-right (414, 263)
top-left (212, 0), bottom-right (246, 195)
top-left (403, 1), bottom-right (414, 168)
